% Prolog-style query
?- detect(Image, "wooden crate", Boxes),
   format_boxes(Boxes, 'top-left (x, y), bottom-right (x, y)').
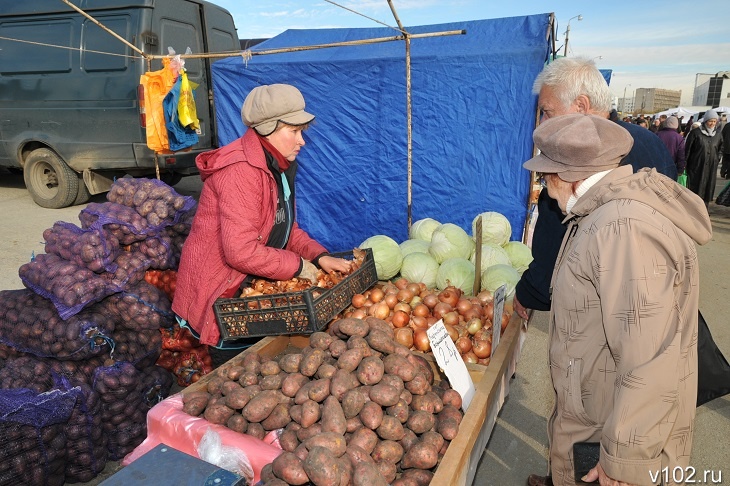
top-left (181, 313), bottom-right (524, 486)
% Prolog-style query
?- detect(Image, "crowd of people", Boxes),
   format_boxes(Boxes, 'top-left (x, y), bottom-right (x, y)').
top-left (617, 109), bottom-right (727, 206)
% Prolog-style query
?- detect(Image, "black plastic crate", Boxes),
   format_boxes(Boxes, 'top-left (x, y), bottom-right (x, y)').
top-left (213, 248), bottom-right (376, 340)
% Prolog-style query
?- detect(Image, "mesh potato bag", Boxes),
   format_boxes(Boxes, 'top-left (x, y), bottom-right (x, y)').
top-left (106, 177), bottom-right (196, 230)
top-left (0, 388), bottom-right (76, 486)
top-left (43, 221), bottom-right (121, 273)
top-left (0, 290), bottom-right (114, 360)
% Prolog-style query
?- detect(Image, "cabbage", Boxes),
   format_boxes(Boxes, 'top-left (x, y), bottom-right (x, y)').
top-left (399, 238), bottom-right (431, 258)
top-left (472, 211), bottom-right (511, 247)
top-left (503, 241), bottom-right (533, 274)
top-left (428, 223), bottom-right (475, 264)
top-left (400, 252), bottom-right (440, 289)
top-left (359, 235), bottom-right (403, 280)
top-left (409, 218), bottom-right (441, 242)
top-left (436, 257), bottom-right (476, 293)
top-left (481, 263), bottom-right (520, 301)
top-left (470, 242), bottom-right (511, 274)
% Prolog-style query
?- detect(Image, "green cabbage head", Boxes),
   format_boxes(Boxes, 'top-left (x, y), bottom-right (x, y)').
top-left (472, 211), bottom-right (511, 247)
top-left (409, 218), bottom-right (441, 242)
top-left (470, 242), bottom-right (511, 274)
top-left (503, 241), bottom-right (533, 274)
top-left (481, 263), bottom-right (520, 301)
top-left (400, 252), bottom-right (440, 289)
top-left (428, 223), bottom-right (475, 264)
top-left (359, 235), bottom-right (403, 280)
top-left (436, 257), bottom-right (476, 293)
top-left (399, 238), bottom-right (431, 258)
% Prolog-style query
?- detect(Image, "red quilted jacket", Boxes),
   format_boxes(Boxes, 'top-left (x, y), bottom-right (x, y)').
top-left (172, 129), bottom-right (327, 345)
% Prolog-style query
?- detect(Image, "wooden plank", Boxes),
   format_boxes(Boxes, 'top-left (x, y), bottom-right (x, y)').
top-left (430, 312), bottom-right (522, 485)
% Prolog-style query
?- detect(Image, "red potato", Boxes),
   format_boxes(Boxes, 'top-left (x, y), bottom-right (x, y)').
top-left (365, 329), bottom-right (395, 354)
top-left (342, 388), bottom-right (368, 419)
top-left (300, 347), bottom-right (326, 377)
top-left (337, 348), bottom-right (365, 372)
top-left (241, 390), bottom-right (280, 423)
top-left (359, 400), bottom-right (384, 430)
top-left (278, 353), bottom-right (303, 373)
top-left (299, 399), bottom-right (321, 428)
top-left (304, 432), bottom-right (347, 457)
top-left (369, 383), bottom-right (400, 407)
top-left (352, 462), bottom-right (388, 486)
top-left (363, 317), bottom-right (394, 338)
top-left (345, 444), bottom-right (375, 466)
top-left (321, 395), bottom-right (347, 435)
top-left (282, 372), bottom-right (310, 398)
top-left (337, 318), bottom-right (370, 337)
top-left (349, 427), bottom-right (379, 454)
top-left (328, 339), bottom-right (348, 358)
top-left (376, 415), bottom-right (405, 441)
top-left (382, 354), bottom-right (417, 382)
top-left (371, 440), bottom-right (404, 464)
top-left (308, 378), bottom-right (331, 403)
top-left (406, 410), bottom-right (436, 435)
top-left (400, 440), bottom-right (439, 470)
top-left (272, 452), bottom-right (309, 485)
top-left (386, 399), bottom-right (410, 424)
top-left (356, 356), bottom-right (385, 386)
top-left (310, 331), bottom-right (335, 350)
top-left (303, 446), bottom-right (343, 486)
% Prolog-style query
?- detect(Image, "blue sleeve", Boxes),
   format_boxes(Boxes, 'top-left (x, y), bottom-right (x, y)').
top-left (514, 189), bottom-right (566, 310)
top-left (617, 120), bottom-right (677, 179)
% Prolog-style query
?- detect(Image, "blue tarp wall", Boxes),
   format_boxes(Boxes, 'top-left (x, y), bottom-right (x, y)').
top-left (211, 14), bottom-right (551, 252)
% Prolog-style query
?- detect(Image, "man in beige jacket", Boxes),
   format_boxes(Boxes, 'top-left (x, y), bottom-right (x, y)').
top-left (524, 114), bottom-right (712, 485)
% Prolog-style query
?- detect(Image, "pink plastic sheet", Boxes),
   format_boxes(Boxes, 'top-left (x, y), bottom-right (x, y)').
top-left (123, 393), bottom-right (282, 483)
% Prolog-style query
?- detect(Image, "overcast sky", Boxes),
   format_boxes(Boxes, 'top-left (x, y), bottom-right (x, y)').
top-left (213, 0), bottom-right (730, 106)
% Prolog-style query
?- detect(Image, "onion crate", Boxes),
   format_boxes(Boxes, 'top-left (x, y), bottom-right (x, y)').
top-left (213, 248), bottom-right (377, 340)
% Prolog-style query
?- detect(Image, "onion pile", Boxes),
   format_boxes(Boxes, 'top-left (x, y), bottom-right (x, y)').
top-left (342, 278), bottom-right (511, 366)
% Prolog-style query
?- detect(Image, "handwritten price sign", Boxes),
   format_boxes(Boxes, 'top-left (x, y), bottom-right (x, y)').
top-left (426, 319), bottom-right (476, 410)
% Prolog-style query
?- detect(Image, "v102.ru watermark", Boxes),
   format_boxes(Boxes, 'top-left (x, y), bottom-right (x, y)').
top-left (650, 467), bottom-right (722, 484)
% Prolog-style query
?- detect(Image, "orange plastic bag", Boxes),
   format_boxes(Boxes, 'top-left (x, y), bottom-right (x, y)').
top-left (140, 58), bottom-right (176, 153)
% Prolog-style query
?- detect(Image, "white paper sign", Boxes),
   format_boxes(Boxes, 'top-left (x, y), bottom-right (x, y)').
top-left (426, 319), bottom-right (476, 410)
top-left (491, 285), bottom-right (506, 357)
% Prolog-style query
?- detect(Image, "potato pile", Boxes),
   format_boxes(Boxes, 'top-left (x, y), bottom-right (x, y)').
top-left (106, 177), bottom-right (194, 228)
top-left (182, 317), bottom-right (463, 486)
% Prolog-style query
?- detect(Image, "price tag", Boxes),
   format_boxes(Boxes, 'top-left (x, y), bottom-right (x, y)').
top-left (491, 285), bottom-right (506, 357)
top-left (426, 319), bottom-right (476, 410)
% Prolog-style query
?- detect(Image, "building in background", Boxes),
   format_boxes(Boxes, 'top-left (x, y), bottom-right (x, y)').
top-left (633, 88), bottom-right (681, 114)
top-left (618, 97), bottom-right (635, 114)
top-left (692, 72), bottom-right (730, 107)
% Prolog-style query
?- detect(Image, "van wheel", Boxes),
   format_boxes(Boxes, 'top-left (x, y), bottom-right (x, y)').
top-left (73, 174), bottom-right (91, 205)
top-left (23, 149), bottom-right (79, 209)
top-left (160, 171), bottom-right (184, 187)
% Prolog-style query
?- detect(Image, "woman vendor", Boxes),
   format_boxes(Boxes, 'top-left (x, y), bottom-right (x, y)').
top-left (173, 83), bottom-right (352, 366)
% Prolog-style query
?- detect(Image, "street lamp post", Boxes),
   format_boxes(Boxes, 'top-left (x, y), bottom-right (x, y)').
top-left (564, 14), bottom-right (583, 56)
top-left (622, 84), bottom-right (631, 114)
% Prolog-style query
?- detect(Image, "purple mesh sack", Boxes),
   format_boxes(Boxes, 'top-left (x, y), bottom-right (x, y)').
top-left (106, 177), bottom-right (197, 229)
top-left (92, 361), bottom-right (147, 460)
top-left (109, 251), bottom-right (153, 289)
top-left (18, 253), bottom-right (120, 319)
top-left (79, 202), bottom-right (152, 245)
top-left (0, 388), bottom-right (76, 486)
top-left (130, 233), bottom-right (176, 270)
top-left (108, 328), bottom-right (162, 370)
top-left (0, 290), bottom-right (114, 360)
top-left (43, 221), bottom-right (121, 273)
top-left (55, 379), bottom-right (108, 483)
top-left (98, 280), bottom-right (174, 331)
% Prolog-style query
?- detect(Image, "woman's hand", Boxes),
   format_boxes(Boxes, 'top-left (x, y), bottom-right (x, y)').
top-left (318, 255), bottom-right (353, 274)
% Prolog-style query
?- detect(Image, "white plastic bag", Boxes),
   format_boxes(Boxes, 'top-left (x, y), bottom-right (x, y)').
top-left (197, 427), bottom-right (253, 483)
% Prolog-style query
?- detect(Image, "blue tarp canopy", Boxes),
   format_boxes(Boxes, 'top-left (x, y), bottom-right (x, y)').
top-left (211, 14), bottom-right (551, 252)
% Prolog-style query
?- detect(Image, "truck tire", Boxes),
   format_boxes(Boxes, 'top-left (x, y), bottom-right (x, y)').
top-left (73, 174), bottom-right (91, 205)
top-left (23, 148), bottom-right (79, 209)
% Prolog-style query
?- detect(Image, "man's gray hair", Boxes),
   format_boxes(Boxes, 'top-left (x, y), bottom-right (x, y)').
top-left (533, 57), bottom-right (613, 114)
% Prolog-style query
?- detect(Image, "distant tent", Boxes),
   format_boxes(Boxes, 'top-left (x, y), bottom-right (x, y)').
top-left (599, 69), bottom-right (612, 85)
top-left (212, 15), bottom-right (551, 251)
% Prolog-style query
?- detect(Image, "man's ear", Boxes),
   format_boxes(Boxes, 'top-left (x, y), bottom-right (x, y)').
top-left (574, 94), bottom-right (591, 114)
